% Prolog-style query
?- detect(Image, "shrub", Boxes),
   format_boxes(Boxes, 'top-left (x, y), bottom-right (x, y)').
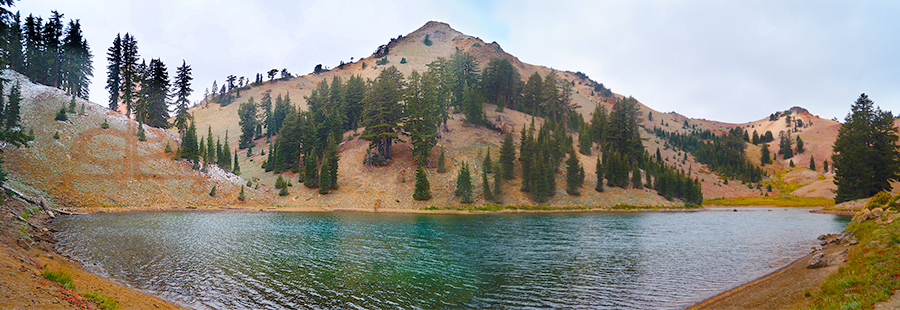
top-left (81, 292), bottom-right (120, 310)
top-left (423, 34), bottom-right (432, 46)
top-left (53, 132), bottom-right (60, 139)
top-left (209, 186), bottom-right (216, 196)
top-left (101, 120), bottom-right (110, 129)
top-left (55, 107), bottom-right (68, 121)
top-left (472, 42), bottom-right (481, 47)
top-left (375, 57), bottom-right (388, 66)
top-left (866, 191), bottom-right (894, 209)
top-left (278, 186), bottom-right (288, 196)
top-left (400, 57), bottom-right (407, 64)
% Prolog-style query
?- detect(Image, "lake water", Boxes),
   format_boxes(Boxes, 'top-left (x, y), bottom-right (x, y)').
top-left (52, 208), bottom-right (849, 309)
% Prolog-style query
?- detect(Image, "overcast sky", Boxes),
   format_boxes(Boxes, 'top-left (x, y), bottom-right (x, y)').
top-left (15, 0), bottom-right (900, 123)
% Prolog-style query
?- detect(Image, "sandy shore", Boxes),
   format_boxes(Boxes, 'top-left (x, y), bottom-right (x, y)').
top-left (687, 236), bottom-right (850, 310)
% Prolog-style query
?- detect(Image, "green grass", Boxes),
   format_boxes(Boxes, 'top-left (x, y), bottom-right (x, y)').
top-left (81, 292), bottom-right (120, 310)
top-left (703, 196), bottom-right (834, 207)
top-left (807, 213), bottom-right (900, 309)
top-left (43, 269), bottom-right (75, 290)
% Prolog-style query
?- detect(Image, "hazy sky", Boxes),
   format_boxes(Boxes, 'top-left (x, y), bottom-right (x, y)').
top-left (15, 0), bottom-right (900, 123)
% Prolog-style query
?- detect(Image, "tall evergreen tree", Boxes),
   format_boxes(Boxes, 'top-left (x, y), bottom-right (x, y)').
top-left (120, 33), bottom-right (139, 117)
top-left (493, 165), bottom-right (503, 202)
top-left (832, 93), bottom-right (900, 203)
top-left (60, 19), bottom-right (92, 99)
top-left (809, 155), bottom-right (816, 170)
top-left (761, 143), bottom-right (771, 165)
top-left (238, 97), bottom-right (258, 149)
top-left (578, 125), bottom-right (592, 155)
top-left (105, 34), bottom-right (122, 111)
top-left (206, 125), bottom-right (215, 164)
top-left (482, 148), bottom-right (492, 174)
top-left (795, 136), bottom-right (805, 154)
top-left (324, 135), bottom-right (339, 190)
top-left (172, 60), bottom-right (193, 134)
top-left (436, 147), bottom-right (447, 173)
top-left (481, 170), bottom-right (493, 202)
top-left (413, 165), bottom-right (432, 201)
top-left (232, 152), bottom-right (240, 175)
top-left (361, 66), bottom-right (404, 163)
top-left (566, 148), bottom-right (584, 195)
top-left (139, 58), bottom-right (170, 127)
top-left (779, 131), bottom-right (793, 159)
top-left (499, 133), bottom-right (516, 180)
top-left (5, 82), bottom-right (20, 129)
top-left (632, 164), bottom-right (642, 189)
top-left (455, 163), bottom-right (473, 203)
top-left (303, 153), bottom-right (319, 189)
top-left (404, 70), bottom-right (440, 165)
top-left (180, 119), bottom-right (199, 162)
top-left (595, 155), bottom-right (604, 192)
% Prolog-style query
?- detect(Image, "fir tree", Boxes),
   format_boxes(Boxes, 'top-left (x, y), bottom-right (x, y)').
top-left (6, 82), bottom-right (21, 129)
top-left (809, 155), bottom-right (816, 170)
top-left (823, 160), bottom-right (829, 172)
top-left (361, 66), bottom-right (404, 162)
top-left (578, 125), bottom-right (592, 155)
top-left (55, 107), bottom-right (68, 121)
top-left (482, 148), bottom-right (492, 173)
top-left (413, 165), bottom-right (432, 200)
top-left (531, 156), bottom-right (549, 202)
top-left (632, 164), bottom-right (642, 189)
top-left (832, 93), bottom-right (900, 203)
top-left (795, 136), bottom-right (805, 154)
top-left (238, 97), bottom-right (258, 149)
top-left (789, 160), bottom-right (795, 167)
top-left (436, 148), bottom-right (447, 173)
top-left (322, 135), bottom-right (340, 191)
top-left (595, 155), bottom-right (604, 192)
top-left (304, 154), bottom-right (319, 189)
top-left (206, 126), bottom-right (215, 164)
top-left (172, 60), bottom-right (193, 134)
top-left (499, 133), bottom-right (516, 180)
top-left (455, 163), bottom-right (473, 203)
top-left (180, 119), bottom-right (199, 162)
top-left (761, 143), bottom-right (771, 165)
top-left (238, 186), bottom-right (246, 201)
top-left (232, 152), bottom-right (240, 175)
top-left (209, 186), bottom-right (216, 196)
top-left (68, 95), bottom-right (76, 113)
top-left (482, 170), bottom-right (493, 202)
top-left (566, 148), bottom-right (584, 195)
top-left (137, 123), bottom-right (146, 141)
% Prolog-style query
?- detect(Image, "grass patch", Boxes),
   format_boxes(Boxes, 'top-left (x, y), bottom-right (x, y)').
top-left (704, 196), bottom-right (834, 207)
top-left (807, 213), bottom-right (900, 309)
top-left (81, 292), bottom-right (120, 310)
top-left (43, 268), bottom-right (75, 289)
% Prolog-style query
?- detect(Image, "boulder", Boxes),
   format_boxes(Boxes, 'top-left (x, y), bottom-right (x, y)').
top-left (853, 209), bottom-right (871, 224)
top-left (870, 207), bottom-right (884, 220)
top-left (807, 252), bottom-right (828, 269)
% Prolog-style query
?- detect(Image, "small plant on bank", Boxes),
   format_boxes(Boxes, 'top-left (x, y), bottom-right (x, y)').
top-left (209, 186), bottom-right (216, 196)
top-left (101, 119), bottom-right (110, 129)
top-left (81, 292), bottom-right (120, 310)
top-left (53, 131), bottom-right (60, 139)
top-left (55, 107), bottom-right (68, 121)
top-left (136, 123), bottom-right (146, 141)
top-left (43, 269), bottom-right (75, 289)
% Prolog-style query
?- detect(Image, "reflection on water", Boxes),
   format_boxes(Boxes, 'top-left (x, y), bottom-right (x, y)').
top-left (52, 209), bottom-right (849, 309)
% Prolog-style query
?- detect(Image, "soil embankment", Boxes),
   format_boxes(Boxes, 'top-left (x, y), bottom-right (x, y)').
top-left (0, 193), bottom-right (186, 309)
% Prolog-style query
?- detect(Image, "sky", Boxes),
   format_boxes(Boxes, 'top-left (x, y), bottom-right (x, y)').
top-left (15, 0), bottom-right (900, 123)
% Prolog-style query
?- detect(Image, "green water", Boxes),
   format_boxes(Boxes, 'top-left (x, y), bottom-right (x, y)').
top-left (52, 208), bottom-right (849, 309)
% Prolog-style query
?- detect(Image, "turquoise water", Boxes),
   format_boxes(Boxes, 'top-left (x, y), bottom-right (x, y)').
top-left (52, 208), bottom-right (849, 309)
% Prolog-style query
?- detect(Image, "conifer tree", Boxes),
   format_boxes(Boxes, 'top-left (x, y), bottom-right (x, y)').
top-left (789, 160), bottom-right (795, 167)
top-left (5, 82), bottom-right (21, 129)
top-left (238, 97), bottom-right (258, 149)
top-left (206, 126), bottom-right (215, 164)
top-left (404, 70), bottom-right (441, 165)
top-left (482, 170), bottom-right (493, 202)
top-left (120, 33), bottom-right (139, 118)
top-left (238, 186), bottom-right (246, 201)
top-left (483, 148), bottom-right (492, 173)
top-left (530, 156), bottom-right (548, 202)
top-left (232, 152), bottom-right (241, 175)
top-left (136, 123), bottom-right (146, 141)
top-left (180, 119), bottom-right (199, 162)
top-left (222, 132), bottom-right (232, 171)
top-left (322, 135), bottom-right (339, 191)
top-left (455, 163), bottom-right (473, 203)
top-left (68, 95), bottom-right (76, 113)
top-left (361, 66), bottom-right (404, 162)
top-left (436, 148), bottom-right (447, 173)
top-left (172, 60), bottom-right (193, 134)
top-left (795, 136), bottom-right (805, 154)
top-left (519, 124), bottom-right (535, 192)
top-left (578, 125), bottom-right (592, 155)
top-left (809, 155), bottom-right (816, 170)
top-left (632, 164), bottom-right (642, 189)
top-left (832, 94), bottom-right (900, 203)
top-left (566, 148), bottom-right (584, 195)
top-left (595, 155), bottom-right (604, 192)
top-left (209, 186), bottom-right (216, 196)
top-left (761, 143), bottom-right (771, 165)
top-left (823, 160), bottom-right (829, 172)
top-left (304, 154), bottom-right (319, 189)
top-left (413, 165), bottom-right (432, 200)
top-left (499, 133), bottom-right (516, 179)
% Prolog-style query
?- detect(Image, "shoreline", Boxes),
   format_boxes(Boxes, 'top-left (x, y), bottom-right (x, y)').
top-left (71, 204), bottom-right (709, 215)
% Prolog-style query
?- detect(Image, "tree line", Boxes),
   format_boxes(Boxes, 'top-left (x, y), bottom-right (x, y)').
top-left (652, 126), bottom-right (764, 183)
top-left (1, 7), bottom-right (92, 99)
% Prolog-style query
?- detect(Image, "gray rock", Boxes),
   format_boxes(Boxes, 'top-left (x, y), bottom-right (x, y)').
top-left (807, 252), bottom-right (828, 269)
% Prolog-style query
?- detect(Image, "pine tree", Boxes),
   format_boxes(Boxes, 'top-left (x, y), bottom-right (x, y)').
top-left (68, 95), bottom-right (76, 113)
top-left (232, 152), bottom-right (241, 175)
top-left (455, 163), bottom-right (473, 203)
top-left (323, 135), bottom-right (339, 190)
top-left (413, 165), bottom-right (432, 200)
top-left (789, 160), bottom-right (795, 167)
top-left (361, 66), bottom-right (404, 162)
top-left (209, 186), bottom-right (216, 196)
top-left (481, 170), bottom-right (493, 202)
top-left (531, 156), bottom-right (549, 202)
top-left (482, 148), bottom-right (492, 173)
top-left (172, 60), bottom-right (193, 134)
top-left (823, 160), bottom-right (829, 172)
top-left (632, 164), bottom-right (642, 189)
top-left (809, 155), bottom-right (816, 170)
top-left (578, 125), bottom-right (592, 155)
top-left (595, 155), bottom-right (604, 192)
top-left (238, 97), bottom-right (258, 149)
top-left (180, 119), bottom-right (199, 162)
top-left (120, 33), bottom-right (139, 118)
top-left (206, 126), bottom-right (215, 164)
top-left (5, 82), bottom-right (21, 129)
top-left (499, 133), bottom-right (516, 179)
top-left (833, 94), bottom-right (900, 203)
top-left (796, 136), bottom-right (805, 154)
top-left (136, 123), bottom-right (146, 141)
top-left (304, 154), bottom-right (319, 189)
top-left (566, 148), bottom-right (583, 195)
top-left (238, 186), bottom-right (246, 201)
top-left (761, 143), bottom-right (771, 165)
top-left (436, 148), bottom-right (447, 173)
top-left (222, 132), bottom-right (232, 171)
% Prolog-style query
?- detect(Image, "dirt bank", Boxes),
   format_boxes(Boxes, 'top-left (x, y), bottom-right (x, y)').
top-left (688, 235), bottom-right (852, 310)
top-left (0, 193), bottom-right (186, 310)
